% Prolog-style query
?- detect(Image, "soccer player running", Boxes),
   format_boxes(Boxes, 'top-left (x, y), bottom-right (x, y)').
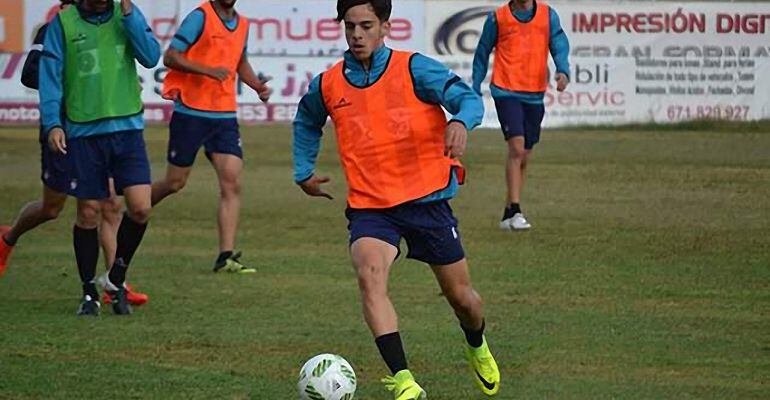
top-left (39, 0), bottom-right (159, 315)
top-left (293, 1), bottom-right (500, 398)
top-left (1, 0), bottom-right (149, 307)
top-left (153, 0), bottom-right (271, 274)
top-left (472, 0), bottom-right (570, 231)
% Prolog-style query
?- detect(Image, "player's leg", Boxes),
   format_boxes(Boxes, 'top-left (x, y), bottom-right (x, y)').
top-left (206, 118), bottom-right (253, 273)
top-left (97, 179), bottom-right (149, 306)
top-left (151, 164), bottom-right (192, 206)
top-left (99, 181), bottom-right (122, 270)
top-left (209, 153), bottom-right (252, 273)
top-left (514, 101), bottom-right (545, 228)
top-left (347, 206), bottom-right (425, 399)
top-left (351, 237), bottom-right (424, 399)
top-left (0, 186), bottom-right (67, 278)
top-left (397, 200), bottom-right (497, 395)
top-left (66, 135), bottom-right (113, 316)
top-left (104, 130), bottom-right (152, 315)
top-left (151, 112), bottom-right (202, 206)
top-left (431, 259), bottom-right (499, 395)
top-left (1, 144), bottom-right (70, 277)
top-left (495, 97), bottom-right (530, 230)
top-left (74, 199), bottom-right (103, 316)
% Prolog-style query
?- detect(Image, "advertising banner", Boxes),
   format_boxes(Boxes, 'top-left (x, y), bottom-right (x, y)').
top-left (1, 1), bottom-right (768, 127)
top-left (426, 0), bottom-right (770, 127)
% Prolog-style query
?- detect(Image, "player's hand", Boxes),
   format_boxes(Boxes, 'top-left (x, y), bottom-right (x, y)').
top-left (48, 127), bottom-right (67, 155)
top-left (556, 72), bottom-right (569, 92)
top-left (444, 121), bottom-right (468, 159)
top-left (256, 74), bottom-right (273, 103)
top-left (120, 0), bottom-right (133, 16)
top-left (298, 175), bottom-right (334, 200)
top-left (207, 66), bottom-right (230, 82)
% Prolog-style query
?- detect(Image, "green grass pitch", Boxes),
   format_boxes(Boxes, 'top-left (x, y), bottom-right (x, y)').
top-left (1, 125), bottom-right (768, 399)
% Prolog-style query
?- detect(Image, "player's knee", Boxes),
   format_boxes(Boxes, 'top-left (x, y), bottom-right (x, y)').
top-left (219, 177), bottom-right (241, 197)
top-left (167, 177), bottom-right (187, 194)
top-left (128, 207), bottom-right (152, 224)
top-left (509, 146), bottom-right (526, 160)
top-left (356, 263), bottom-right (387, 296)
top-left (447, 285), bottom-right (481, 314)
top-left (76, 204), bottom-right (101, 228)
top-left (41, 201), bottom-right (65, 220)
top-left (101, 198), bottom-right (122, 218)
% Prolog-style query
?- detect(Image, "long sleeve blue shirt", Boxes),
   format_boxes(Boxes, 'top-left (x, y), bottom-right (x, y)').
top-left (472, 5), bottom-right (570, 104)
top-left (39, 3), bottom-right (160, 139)
top-left (293, 45), bottom-right (483, 203)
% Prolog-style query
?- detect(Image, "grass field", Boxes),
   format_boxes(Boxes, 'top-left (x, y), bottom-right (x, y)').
top-left (0, 125), bottom-right (768, 399)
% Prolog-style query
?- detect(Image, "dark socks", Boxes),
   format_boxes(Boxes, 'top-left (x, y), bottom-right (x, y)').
top-left (109, 213), bottom-right (147, 286)
top-left (461, 319), bottom-right (486, 348)
top-left (375, 332), bottom-right (408, 375)
top-left (216, 251), bottom-right (233, 265)
top-left (2, 232), bottom-right (16, 246)
top-left (502, 203), bottom-right (522, 220)
top-left (73, 226), bottom-right (99, 298)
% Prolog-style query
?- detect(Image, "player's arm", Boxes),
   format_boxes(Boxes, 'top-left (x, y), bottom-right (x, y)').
top-left (38, 16), bottom-right (67, 153)
top-left (120, 0), bottom-right (161, 68)
top-left (412, 54), bottom-right (484, 159)
top-left (163, 9), bottom-right (229, 81)
top-left (293, 74), bottom-right (333, 200)
top-left (21, 24), bottom-right (48, 90)
top-left (237, 50), bottom-right (272, 103)
top-left (549, 8), bottom-right (570, 92)
top-left (471, 12), bottom-right (497, 96)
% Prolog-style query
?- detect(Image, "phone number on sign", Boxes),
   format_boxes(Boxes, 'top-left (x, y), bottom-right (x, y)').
top-left (666, 105), bottom-right (751, 121)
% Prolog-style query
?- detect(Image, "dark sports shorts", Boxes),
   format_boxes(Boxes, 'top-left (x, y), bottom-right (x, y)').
top-left (40, 142), bottom-right (70, 193)
top-left (167, 112), bottom-right (242, 167)
top-left (65, 130), bottom-right (151, 200)
top-left (346, 200), bottom-right (465, 266)
top-left (494, 97), bottom-right (546, 150)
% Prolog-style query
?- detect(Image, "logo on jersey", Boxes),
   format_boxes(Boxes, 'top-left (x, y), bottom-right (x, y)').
top-left (333, 97), bottom-right (353, 110)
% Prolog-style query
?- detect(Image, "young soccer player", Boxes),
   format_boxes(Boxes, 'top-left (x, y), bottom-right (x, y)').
top-left (153, 0), bottom-right (271, 274)
top-left (1, 0), bottom-right (148, 308)
top-left (472, 0), bottom-right (570, 230)
top-left (40, 0), bottom-right (159, 315)
top-left (293, 1), bottom-right (500, 398)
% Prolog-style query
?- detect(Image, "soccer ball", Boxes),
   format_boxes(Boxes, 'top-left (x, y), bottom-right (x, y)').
top-left (298, 354), bottom-right (357, 400)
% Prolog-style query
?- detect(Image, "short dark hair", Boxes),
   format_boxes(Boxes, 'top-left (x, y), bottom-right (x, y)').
top-left (336, 0), bottom-right (392, 22)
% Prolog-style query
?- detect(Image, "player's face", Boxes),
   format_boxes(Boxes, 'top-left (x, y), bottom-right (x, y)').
top-left (343, 4), bottom-right (390, 62)
top-left (81, 0), bottom-right (110, 13)
top-left (216, 0), bottom-right (237, 9)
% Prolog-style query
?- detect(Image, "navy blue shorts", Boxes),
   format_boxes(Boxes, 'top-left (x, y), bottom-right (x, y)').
top-left (346, 200), bottom-right (465, 266)
top-left (65, 130), bottom-right (151, 200)
top-left (40, 143), bottom-right (70, 193)
top-left (167, 112), bottom-right (242, 167)
top-left (494, 97), bottom-right (545, 149)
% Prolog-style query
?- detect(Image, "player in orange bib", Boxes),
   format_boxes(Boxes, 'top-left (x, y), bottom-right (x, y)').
top-left (473, 0), bottom-right (570, 231)
top-left (293, 1), bottom-right (500, 398)
top-left (153, 0), bottom-right (271, 273)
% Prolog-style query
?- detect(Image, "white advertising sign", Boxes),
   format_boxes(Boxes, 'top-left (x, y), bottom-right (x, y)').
top-left (426, 0), bottom-right (770, 127)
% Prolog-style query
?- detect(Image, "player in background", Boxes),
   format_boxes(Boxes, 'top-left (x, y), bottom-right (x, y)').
top-left (153, 0), bottom-right (271, 274)
top-left (1, 0), bottom-right (149, 309)
top-left (294, 1), bottom-right (500, 398)
top-left (472, 0), bottom-right (570, 230)
top-left (40, 0), bottom-right (159, 315)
